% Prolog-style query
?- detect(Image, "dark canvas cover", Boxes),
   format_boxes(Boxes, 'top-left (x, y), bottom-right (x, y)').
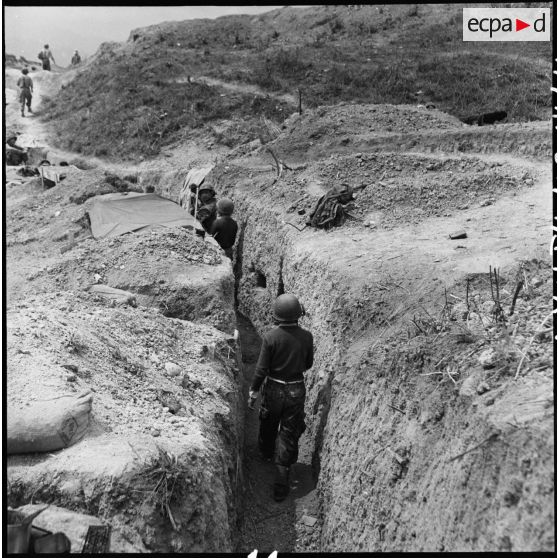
top-left (88, 192), bottom-right (198, 239)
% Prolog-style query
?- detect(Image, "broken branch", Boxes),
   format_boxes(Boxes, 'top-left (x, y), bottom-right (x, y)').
top-left (448, 432), bottom-right (499, 462)
top-left (387, 403), bottom-right (405, 414)
top-left (509, 279), bottom-right (523, 316)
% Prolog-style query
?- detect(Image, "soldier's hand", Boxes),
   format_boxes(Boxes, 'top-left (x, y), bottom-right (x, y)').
top-left (248, 390), bottom-right (258, 410)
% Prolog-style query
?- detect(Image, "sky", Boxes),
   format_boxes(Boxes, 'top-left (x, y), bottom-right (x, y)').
top-left (4, 6), bottom-right (285, 66)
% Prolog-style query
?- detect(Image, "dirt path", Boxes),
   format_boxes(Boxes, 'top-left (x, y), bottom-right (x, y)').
top-left (195, 75), bottom-right (298, 106)
top-left (235, 312), bottom-right (315, 554)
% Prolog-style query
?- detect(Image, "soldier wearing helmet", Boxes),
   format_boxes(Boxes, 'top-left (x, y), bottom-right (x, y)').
top-left (210, 198), bottom-right (238, 259)
top-left (189, 181), bottom-right (217, 232)
top-left (5, 133), bottom-right (28, 166)
top-left (249, 293), bottom-right (314, 501)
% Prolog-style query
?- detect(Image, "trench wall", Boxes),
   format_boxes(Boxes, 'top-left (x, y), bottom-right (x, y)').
top-left (221, 194), bottom-right (554, 552)
top-left (138, 166), bottom-right (553, 552)
top-left (6, 166), bottom-right (245, 552)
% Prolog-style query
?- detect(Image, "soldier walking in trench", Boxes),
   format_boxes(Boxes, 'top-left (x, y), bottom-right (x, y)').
top-left (248, 294), bottom-right (314, 501)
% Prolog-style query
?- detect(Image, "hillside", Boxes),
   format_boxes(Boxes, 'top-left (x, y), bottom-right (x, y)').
top-left (39, 4), bottom-right (552, 160)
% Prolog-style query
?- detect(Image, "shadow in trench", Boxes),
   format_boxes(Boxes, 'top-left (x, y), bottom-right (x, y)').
top-left (235, 312), bottom-right (315, 554)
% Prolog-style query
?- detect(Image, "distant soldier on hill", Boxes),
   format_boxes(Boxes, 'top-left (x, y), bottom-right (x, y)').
top-left (38, 44), bottom-right (55, 71)
top-left (210, 198), bottom-right (238, 259)
top-left (16, 68), bottom-right (33, 117)
top-left (71, 50), bottom-right (81, 66)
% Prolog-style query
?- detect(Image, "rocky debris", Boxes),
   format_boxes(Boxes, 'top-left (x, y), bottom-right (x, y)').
top-left (301, 515), bottom-right (318, 527)
top-left (164, 362), bottom-right (181, 376)
top-left (89, 285), bottom-right (137, 306)
top-left (223, 145), bottom-right (534, 231)
top-left (6, 288), bottom-right (242, 552)
top-left (6, 290), bottom-right (239, 443)
top-left (478, 348), bottom-right (499, 369)
top-left (157, 390), bottom-right (182, 414)
top-left (459, 368), bottom-right (485, 397)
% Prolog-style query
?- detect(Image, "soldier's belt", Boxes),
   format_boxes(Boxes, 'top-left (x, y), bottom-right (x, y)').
top-left (267, 377), bottom-right (304, 385)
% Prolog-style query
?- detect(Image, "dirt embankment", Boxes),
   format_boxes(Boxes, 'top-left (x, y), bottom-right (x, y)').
top-left (204, 102), bottom-right (554, 551)
top-left (6, 198), bottom-right (243, 551)
top-left (7, 291), bottom-right (242, 552)
top-left (5, 71), bottom-right (244, 550)
top-left (273, 105), bottom-right (551, 162)
top-left (5, 66), bottom-right (554, 553)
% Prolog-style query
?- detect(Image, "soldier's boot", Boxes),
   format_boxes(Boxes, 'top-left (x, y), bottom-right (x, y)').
top-left (273, 465), bottom-right (290, 502)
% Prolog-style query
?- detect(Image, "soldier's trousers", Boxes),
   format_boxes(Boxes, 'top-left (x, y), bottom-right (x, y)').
top-left (258, 379), bottom-right (306, 467)
top-left (20, 90), bottom-right (32, 111)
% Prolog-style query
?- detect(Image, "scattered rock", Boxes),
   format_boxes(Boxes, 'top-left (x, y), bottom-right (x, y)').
top-left (150, 428), bottom-right (161, 437)
top-left (478, 348), bottom-right (498, 369)
top-left (301, 515), bottom-right (318, 527)
top-left (450, 302), bottom-right (469, 321)
top-left (476, 381), bottom-right (491, 394)
top-left (158, 391), bottom-right (182, 414)
top-left (459, 369), bottom-right (484, 397)
top-left (164, 362), bottom-right (181, 377)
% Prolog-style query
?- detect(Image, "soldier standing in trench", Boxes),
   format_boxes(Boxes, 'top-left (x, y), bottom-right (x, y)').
top-left (189, 182), bottom-right (217, 233)
top-left (248, 294), bottom-right (314, 501)
top-left (210, 197), bottom-right (238, 259)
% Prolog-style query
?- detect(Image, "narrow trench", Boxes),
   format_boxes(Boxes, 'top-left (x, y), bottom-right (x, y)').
top-left (233, 261), bottom-right (315, 552)
top-left (235, 311), bottom-right (308, 553)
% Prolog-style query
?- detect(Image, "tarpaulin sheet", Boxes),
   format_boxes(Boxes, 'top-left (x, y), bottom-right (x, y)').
top-left (178, 166), bottom-right (213, 208)
top-left (88, 192), bottom-right (198, 239)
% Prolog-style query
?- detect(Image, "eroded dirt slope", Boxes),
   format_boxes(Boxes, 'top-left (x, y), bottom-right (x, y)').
top-left (4, 46), bottom-right (554, 553)
top-left (5, 68), bottom-right (243, 552)
top-left (205, 101), bottom-right (554, 551)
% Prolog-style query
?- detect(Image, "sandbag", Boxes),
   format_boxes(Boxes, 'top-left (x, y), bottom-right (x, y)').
top-left (7, 391), bottom-right (93, 455)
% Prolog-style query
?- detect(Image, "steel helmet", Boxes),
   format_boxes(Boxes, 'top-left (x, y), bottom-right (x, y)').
top-left (273, 294), bottom-right (304, 322)
top-left (217, 198), bottom-right (234, 215)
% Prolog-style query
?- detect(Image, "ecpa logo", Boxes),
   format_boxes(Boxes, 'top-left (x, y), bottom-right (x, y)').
top-left (463, 8), bottom-right (550, 41)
